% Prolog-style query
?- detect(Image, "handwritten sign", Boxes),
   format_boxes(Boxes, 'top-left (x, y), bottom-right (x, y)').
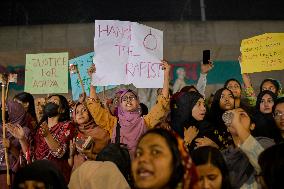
top-left (69, 52), bottom-right (116, 100)
top-left (25, 52), bottom-right (68, 94)
top-left (240, 33), bottom-right (284, 73)
top-left (92, 20), bottom-right (163, 88)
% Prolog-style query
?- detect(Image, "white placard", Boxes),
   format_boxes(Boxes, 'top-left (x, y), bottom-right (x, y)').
top-left (92, 20), bottom-right (163, 88)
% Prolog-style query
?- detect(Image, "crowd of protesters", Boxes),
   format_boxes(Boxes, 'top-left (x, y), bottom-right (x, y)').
top-left (0, 56), bottom-right (283, 189)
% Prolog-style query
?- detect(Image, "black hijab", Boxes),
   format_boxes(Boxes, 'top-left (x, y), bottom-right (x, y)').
top-left (253, 90), bottom-right (281, 142)
top-left (171, 91), bottom-right (205, 138)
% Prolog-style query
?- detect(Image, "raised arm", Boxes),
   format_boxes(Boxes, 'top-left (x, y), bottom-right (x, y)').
top-left (197, 60), bottom-right (213, 97)
top-left (86, 64), bottom-right (117, 135)
top-left (239, 55), bottom-right (256, 106)
top-left (144, 60), bottom-right (170, 128)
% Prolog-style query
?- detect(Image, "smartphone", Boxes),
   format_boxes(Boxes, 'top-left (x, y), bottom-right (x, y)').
top-left (203, 50), bottom-right (210, 64)
top-left (75, 136), bottom-right (94, 152)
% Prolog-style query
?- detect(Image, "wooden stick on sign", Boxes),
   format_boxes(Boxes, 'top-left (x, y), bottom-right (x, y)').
top-left (1, 74), bottom-right (11, 186)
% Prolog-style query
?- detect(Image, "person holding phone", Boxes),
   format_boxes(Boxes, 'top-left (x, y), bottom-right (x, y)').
top-left (175, 50), bottom-right (214, 97)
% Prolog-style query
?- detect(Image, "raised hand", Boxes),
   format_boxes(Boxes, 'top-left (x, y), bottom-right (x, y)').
top-left (161, 60), bottom-right (171, 76)
top-left (201, 60), bottom-right (214, 74)
top-left (87, 64), bottom-right (96, 77)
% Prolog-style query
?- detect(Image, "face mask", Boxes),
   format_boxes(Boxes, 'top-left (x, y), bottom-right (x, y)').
top-left (43, 102), bottom-right (59, 118)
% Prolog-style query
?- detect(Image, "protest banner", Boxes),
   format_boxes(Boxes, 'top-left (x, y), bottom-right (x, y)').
top-left (25, 52), bottom-right (68, 94)
top-left (69, 52), bottom-right (116, 100)
top-left (92, 20), bottom-right (163, 88)
top-left (240, 33), bottom-right (284, 73)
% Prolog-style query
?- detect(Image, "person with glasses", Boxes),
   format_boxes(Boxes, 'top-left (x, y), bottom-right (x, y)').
top-left (272, 97), bottom-right (284, 143)
top-left (224, 79), bottom-right (243, 108)
top-left (85, 61), bottom-right (171, 159)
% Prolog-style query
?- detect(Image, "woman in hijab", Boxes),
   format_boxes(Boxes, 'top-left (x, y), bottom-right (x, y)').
top-left (85, 61), bottom-right (171, 158)
top-left (171, 91), bottom-right (220, 151)
top-left (68, 102), bottom-right (110, 170)
top-left (1, 101), bottom-right (31, 189)
top-left (252, 90), bottom-right (281, 142)
top-left (132, 128), bottom-right (198, 189)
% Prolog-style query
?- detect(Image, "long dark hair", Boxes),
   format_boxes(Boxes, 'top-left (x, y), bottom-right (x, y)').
top-left (135, 128), bottom-right (184, 189)
top-left (258, 143), bottom-right (284, 189)
top-left (260, 78), bottom-right (281, 95)
top-left (14, 92), bottom-right (37, 120)
top-left (191, 146), bottom-right (232, 189)
top-left (209, 88), bottom-right (235, 125)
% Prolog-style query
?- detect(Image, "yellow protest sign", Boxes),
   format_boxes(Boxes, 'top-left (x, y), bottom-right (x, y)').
top-left (25, 52), bottom-right (69, 94)
top-left (240, 33), bottom-right (284, 73)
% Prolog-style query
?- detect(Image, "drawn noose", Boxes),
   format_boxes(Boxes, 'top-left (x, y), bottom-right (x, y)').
top-left (143, 29), bottom-right (157, 51)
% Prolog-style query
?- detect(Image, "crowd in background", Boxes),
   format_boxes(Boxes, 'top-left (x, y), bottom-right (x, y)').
top-left (0, 57), bottom-right (283, 189)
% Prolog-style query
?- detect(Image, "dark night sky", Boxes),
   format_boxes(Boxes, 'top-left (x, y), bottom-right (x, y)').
top-left (1, 0), bottom-right (284, 26)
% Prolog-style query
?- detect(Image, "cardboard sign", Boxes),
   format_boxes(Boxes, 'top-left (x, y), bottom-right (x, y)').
top-left (25, 52), bottom-right (69, 94)
top-left (69, 52), bottom-right (116, 100)
top-left (240, 33), bottom-right (284, 73)
top-left (92, 20), bottom-right (163, 88)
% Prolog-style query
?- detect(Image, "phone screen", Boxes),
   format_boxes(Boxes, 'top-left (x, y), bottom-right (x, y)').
top-left (203, 50), bottom-right (210, 64)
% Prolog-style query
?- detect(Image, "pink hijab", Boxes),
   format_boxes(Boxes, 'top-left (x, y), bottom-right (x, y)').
top-left (111, 90), bottom-right (147, 158)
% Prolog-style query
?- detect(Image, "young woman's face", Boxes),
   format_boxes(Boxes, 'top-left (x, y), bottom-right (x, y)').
top-left (262, 81), bottom-right (277, 94)
top-left (259, 94), bottom-right (274, 114)
top-left (196, 163), bottom-right (222, 189)
top-left (120, 92), bottom-right (139, 112)
top-left (226, 81), bottom-right (241, 99)
top-left (192, 98), bottom-right (206, 121)
top-left (75, 104), bottom-right (90, 124)
top-left (219, 90), bottom-right (234, 111)
top-left (274, 102), bottom-right (284, 133)
top-left (132, 133), bottom-right (173, 189)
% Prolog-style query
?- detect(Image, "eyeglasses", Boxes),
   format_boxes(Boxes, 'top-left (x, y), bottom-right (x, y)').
top-left (121, 95), bottom-right (137, 102)
top-left (227, 85), bottom-right (240, 90)
top-left (274, 111), bottom-right (284, 119)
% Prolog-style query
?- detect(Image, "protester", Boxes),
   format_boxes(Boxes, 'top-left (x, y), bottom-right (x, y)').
top-left (68, 102), bottom-right (110, 170)
top-left (131, 128), bottom-right (198, 189)
top-left (252, 90), bottom-right (280, 141)
top-left (272, 97), bottom-right (284, 143)
top-left (208, 88), bottom-right (235, 149)
top-left (171, 91), bottom-right (219, 151)
top-left (258, 143), bottom-right (284, 189)
top-left (7, 94), bottom-right (75, 183)
top-left (69, 161), bottom-right (130, 189)
top-left (1, 101), bottom-right (32, 189)
top-left (224, 79), bottom-right (243, 108)
top-left (191, 146), bottom-right (232, 189)
top-left (222, 107), bottom-right (274, 189)
top-left (85, 61), bottom-right (170, 158)
top-left (13, 92), bottom-right (37, 126)
top-left (12, 160), bottom-right (68, 189)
